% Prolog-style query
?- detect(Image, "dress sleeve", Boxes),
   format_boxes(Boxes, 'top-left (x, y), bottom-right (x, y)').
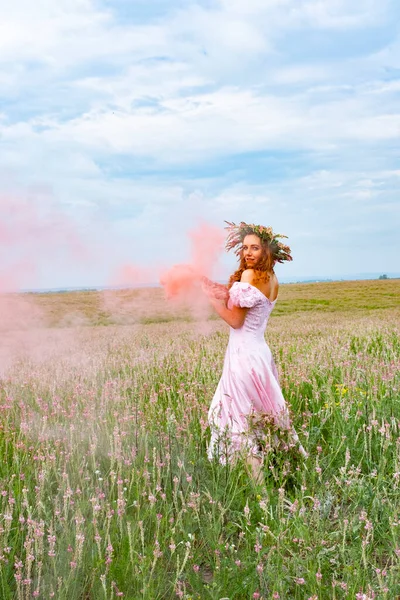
top-left (229, 282), bottom-right (260, 308)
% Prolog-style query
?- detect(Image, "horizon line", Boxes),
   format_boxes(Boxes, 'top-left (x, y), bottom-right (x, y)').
top-left (11, 271), bottom-right (400, 294)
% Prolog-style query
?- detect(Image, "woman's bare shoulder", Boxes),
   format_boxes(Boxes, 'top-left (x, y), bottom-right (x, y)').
top-left (240, 269), bottom-right (255, 283)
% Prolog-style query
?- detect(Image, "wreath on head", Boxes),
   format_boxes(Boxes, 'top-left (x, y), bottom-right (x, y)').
top-left (224, 221), bottom-right (293, 263)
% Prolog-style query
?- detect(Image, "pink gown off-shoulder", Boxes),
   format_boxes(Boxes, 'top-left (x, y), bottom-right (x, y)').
top-left (208, 281), bottom-right (293, 462)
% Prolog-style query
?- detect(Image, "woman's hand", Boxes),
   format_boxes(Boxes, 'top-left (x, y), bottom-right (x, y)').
top-left (201, 277), bottom-right (229, 301)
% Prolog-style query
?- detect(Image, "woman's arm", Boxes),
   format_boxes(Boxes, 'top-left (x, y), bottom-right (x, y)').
top-left (208, 296), bottom-right (248, 329)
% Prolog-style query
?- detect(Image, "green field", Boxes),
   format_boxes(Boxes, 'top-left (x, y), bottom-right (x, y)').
top-left (26, 278), bottom-right (400, 326)
top-left (0, 280), bottom-right (399, 599)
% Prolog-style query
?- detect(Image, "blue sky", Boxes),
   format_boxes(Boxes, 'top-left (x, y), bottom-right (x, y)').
top-left (0, 0), bottom-right (399, 288)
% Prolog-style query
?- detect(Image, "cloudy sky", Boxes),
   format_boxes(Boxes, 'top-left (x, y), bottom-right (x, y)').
top-left (0, 0), bottom-right (399, 288)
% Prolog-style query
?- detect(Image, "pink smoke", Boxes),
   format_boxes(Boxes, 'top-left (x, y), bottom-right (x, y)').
top-left (160, 221), bottom-right (225, 304)
top-left (0, 190), bottom-right (89, 372)
top-left (112, 264), bottom-right (149, 288)
top-left (189, 221), bottom-right (226, 276)
top-left (0, 191), bottom-right (87, 292)
top-left (159, 264), bottom-right (201, 301)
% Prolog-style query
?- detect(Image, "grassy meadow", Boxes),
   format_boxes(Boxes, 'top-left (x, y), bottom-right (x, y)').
top-left (0, 279), bottom-right (399, 599)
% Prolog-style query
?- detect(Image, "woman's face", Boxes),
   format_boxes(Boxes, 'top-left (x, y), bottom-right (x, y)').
top-left (242, 234), bottom-right (263, 268)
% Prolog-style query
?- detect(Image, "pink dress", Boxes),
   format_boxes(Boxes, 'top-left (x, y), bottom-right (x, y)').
top-left (208, 281), bottom-right (291, 462)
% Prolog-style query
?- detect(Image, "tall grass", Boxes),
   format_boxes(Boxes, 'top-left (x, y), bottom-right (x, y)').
top-left (0, 306), bottom-right (399, 599)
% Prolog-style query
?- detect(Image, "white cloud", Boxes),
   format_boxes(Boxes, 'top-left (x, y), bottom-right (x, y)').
top-left (0, 0), bottom-right (399, 285)
top-left (2, 82), bottom-right (397, 171)
top-left (215, 0), bottom-right (390, 29)
top-left (288, 0), bottom-right (391, 29)
top-left (0, 1), bottom-right (109, 63)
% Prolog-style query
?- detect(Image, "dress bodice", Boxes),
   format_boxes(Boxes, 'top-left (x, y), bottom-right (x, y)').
top-left (228, 282), bottom-right (276, 344)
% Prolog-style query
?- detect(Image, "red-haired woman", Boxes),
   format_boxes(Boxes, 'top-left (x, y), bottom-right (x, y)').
top-left (202, 222), bottom-right (307, 484)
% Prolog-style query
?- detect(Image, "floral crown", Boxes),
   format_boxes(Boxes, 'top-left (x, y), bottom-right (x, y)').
top-left (224, 221), bottom-right (293, 263)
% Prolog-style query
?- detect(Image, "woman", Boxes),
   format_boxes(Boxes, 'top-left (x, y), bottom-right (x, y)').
top-left (202, 221), bottom-right (307, 483)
